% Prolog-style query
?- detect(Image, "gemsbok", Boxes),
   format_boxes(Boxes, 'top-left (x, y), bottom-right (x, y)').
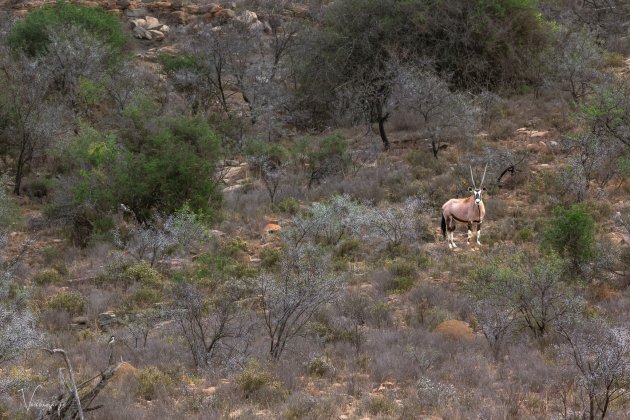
top-left (441, 165), bottom-right (487, 249)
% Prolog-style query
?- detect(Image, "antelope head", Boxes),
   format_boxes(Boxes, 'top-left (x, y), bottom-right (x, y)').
top-left (468, 164), bottom-right (488, 205)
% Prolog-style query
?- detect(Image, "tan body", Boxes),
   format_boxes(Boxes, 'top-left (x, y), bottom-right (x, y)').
top-left (441, 194), bottom-right (485, 248)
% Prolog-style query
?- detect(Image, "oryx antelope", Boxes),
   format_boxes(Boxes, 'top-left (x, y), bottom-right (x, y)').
top-left (441, 165), bottom-right (487, 249)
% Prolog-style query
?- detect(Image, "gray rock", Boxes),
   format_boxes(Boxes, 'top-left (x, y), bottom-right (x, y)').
top-left (72, 316), bottom-right (89, 325)
top-left (125, 8), bottom-right (148, 18)
top-left (97, 311), bottom-right (117, 331)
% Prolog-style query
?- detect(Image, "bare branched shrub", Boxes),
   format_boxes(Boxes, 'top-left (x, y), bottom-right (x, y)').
top-left (113, 209), bottom-right (207, 267)
top-left (0, 47), bottom-right (65, 195)
top-left (473, 301), bottom-right (518, 360)
top-left (0, 307), bottom-right (41, 367)
top-left (171, 281), bottom-right (253, 369)
top-left (121, 308), bottom-right (164, 349)
top-left (558, 320), bottom-right (630, 419)
top-left (560, 133), bottom-right (623, 202)
top-left (390, 66), bottom-right (479, 158)
top-left (546, 27), bottom-right (604, 102)
top-left (415, 376), bottom-right (458, 409)
top-left (470, 253), bottom-right (584, 340)
top-left (283, 194), bottom-right (363, 247)
top-left (361, 197), bottom-right (431, 248)
top-left (258, 245), bottom-right (343, 360)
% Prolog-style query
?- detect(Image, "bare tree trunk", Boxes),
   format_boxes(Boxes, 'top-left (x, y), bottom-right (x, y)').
top-left (377, 109), bottom-right (390, 151)
top-left (40, 349), bottom-right (85, 420)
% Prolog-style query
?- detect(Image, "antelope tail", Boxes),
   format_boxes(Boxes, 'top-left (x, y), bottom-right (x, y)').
top-left (441, 214), bottom-right (446, 239)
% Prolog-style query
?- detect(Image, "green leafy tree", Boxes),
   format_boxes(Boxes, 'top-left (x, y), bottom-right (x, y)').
top-left (8, 1), bottom-right (125, 57)
top-left (544, 204), bottom-right (597, 270)
top-left (296, 0), bottom-right (550, 149)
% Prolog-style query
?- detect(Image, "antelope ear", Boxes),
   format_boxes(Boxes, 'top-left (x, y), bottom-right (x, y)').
top-left (482, 187), bottom-right (487, 191)
top-left (468, 187), bottom-right (473, 192)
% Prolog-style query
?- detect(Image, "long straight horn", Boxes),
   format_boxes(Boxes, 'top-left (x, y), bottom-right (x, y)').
top-left (480, 163), bottom-right (488, 188)
top-left (469, 165), bottom-right (476, 189)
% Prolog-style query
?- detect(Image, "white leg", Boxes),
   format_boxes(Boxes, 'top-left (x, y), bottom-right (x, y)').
top-left (467, 229), bottom-right (472, 244)
top-left (450, 232), bottom-right (457, 248)
top-left (476, 227), bottom-right (482, 246)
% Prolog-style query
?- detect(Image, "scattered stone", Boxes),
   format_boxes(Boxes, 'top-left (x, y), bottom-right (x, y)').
top-left (130, 18), bottom-right (146, 28)
top-left (526, 141), bottom-right (549, 154)
top-left (184, 4), bottom-right (200, 14)
top-left (249, 20), bottom-right (265, 33)
top-left (171, 0), bottom-right (184, 9)
top-left (237, 10), bottom-right (258, 24)
top-left (222, 184), bottom-right (243, 194)
top-left (530, 130), bottom-right (550, 138)
top-left (111, 362), bottom-right (138, 383)
top-left (158, 45), bottom-right (179, 56)
top-left (214, 8), bottom-right (235, 19)
top-left (149, 30), bottom-right (165, 41)
top-left (145, 15), bottom-right (161, 29)
top-left (203, 386), bottom-right (217, 396)
top-left (133, 26), bottom-right (152, 40)
top-left (172, 10), bottom-right (188, 23)
top-left (71, 316), bottom-right (89, 325)
top-left (224, 165), bottom-right (246, 182)
top-left (285, 4), bottom-right (309, 18)
top-left (116, 0), bottom-right (130, 8)
top-left (433, 320), bottom-right (474, 340)
top-left (210, 229), bottom-right (226, 237)
top-left (264, 223), bottom-right (281, 233)
top-left (97, 311), bottom-right (118, 331)
top-left (125, 7), bottom-right (147, 17)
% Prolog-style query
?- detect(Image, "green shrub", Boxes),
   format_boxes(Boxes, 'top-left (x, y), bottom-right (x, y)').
top-left (8, 1), bottom-right (126, 56)
top-left (387, 259), bottom-right (417, 278)
top-left (361, 395), bottom-right (397, 416)
top-left (260, 248), bottom-right (281, 270)
top-left (274, 197), bottom-right (300, 215)
top-left (544, 204), bottom-right (596, 269)
top-left (244, 140), bottom-right (292, 167)
top-left (33, 269), bottom-right (63, 285)
top-left (125, 264), bottom-right (164, 289)
top-left (304, 356), bottom-right (334, 377)
top-left (66, 116), bottom-right (222, 224)
top-left (47, 291), bottom-right (86, 315)
top-left (295, 134), bottom-right (349, 188)
top-left (136, 366), bottom-right (172, 401)
top-left (236, 361), bottom-right (287, 402)
top-left (334, 239), bottom-right (361, 260)
top-left (515, 227), bottom-right (535, 243)
top-left (386, 276), bottom-right (416, 293)
top-left (126, 287), bottom-right (162, 309)
top-left (21, 177), bottom-right (54, 199)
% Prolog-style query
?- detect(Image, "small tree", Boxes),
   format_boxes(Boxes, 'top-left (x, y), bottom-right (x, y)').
top-left (470, 253), bottom-right (583, 339)
top-left (544, 204), bottom-right (597, 271)
top-left (391, 67), bottom-right (479, 158)
top-left (295, 134), bottom-right (350, 189)
top-left (113, 208), bottom-right (207, 267)
top-left (0, 47), bottom-right (64, 195)
top-left (579, 77), bottom-right (630, 151)
top-left (258, 245), bottom-right (342, 360)
top-left (473, 301), bottom-right (518, 360)
top-left (171, 281), bottom-right (252, 368)
top-left (361, 197), bottom-right (430, 248)
top-left (558, 320), bottom-right (630, 420)
top-left (547, 27), bottom-right (603, 103)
